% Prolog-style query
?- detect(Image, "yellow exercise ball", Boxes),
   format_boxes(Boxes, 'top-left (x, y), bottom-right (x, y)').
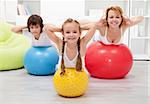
top-left (53, 68), bottom-right (89, 97)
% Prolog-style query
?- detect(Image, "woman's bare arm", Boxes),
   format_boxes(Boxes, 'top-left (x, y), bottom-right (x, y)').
top-left (124, 16), bottom-right (144, 27)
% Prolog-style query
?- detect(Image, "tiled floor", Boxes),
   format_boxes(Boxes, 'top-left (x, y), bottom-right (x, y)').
top-left (0, 61), bottom-right (149, 104)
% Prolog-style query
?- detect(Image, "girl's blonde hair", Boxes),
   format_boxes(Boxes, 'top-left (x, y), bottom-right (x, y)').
top-left (105, 6), bottom-right (125, 27)
top-left (61, 18), bottom-right (82, 73)
top-left (62, 18), bottom-right (81, 33)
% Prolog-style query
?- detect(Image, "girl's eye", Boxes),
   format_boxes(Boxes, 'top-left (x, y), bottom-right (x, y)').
top-left (73, 31), bottom-right (77, 33)
top-left (66, 31), bottom-right (70, 34)
top-left (110, 16), bottom-right (113, 18)
top-left (116, 17), bottom-right (120, 18)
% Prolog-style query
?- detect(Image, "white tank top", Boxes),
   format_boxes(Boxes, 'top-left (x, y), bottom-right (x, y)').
top-left (58, 44), bottom-right (78, 68)
top-left (23, 29), bottom-right (53, 46)
top-left (93, 27), bottom-right (123, 45)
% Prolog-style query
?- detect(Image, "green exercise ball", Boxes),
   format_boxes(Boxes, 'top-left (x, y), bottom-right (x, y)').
top-left (0, 21), bottom-right (12, 42)
top-left (0, 22), bottom-right (31, 70)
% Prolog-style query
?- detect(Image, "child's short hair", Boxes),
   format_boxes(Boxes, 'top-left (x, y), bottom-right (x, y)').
top-left (27, 14), bottom-right (44, 33)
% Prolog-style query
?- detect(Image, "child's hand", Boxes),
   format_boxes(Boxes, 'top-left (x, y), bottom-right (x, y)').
top-left (60, 69), bottom-right (65, 76)
top-left (76, 68), bottom-right (82, 72)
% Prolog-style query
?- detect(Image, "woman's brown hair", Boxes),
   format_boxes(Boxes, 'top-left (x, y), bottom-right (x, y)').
top-left (27, 14), bottom-right (44, 33)
top-left (105, 6), bottom-right (125, 28)
top-left (61, 18), bottom-right (82, 74)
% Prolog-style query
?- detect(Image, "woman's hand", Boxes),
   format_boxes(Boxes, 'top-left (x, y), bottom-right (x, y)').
top-left (96, 16), bottom-right (107, 30)
top-left (123, 16), bottom-right (132, 26)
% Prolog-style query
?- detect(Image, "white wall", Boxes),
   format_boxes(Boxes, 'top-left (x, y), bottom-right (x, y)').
top-left (5, 0), bottom-right (17, 23)
top-left (41, 0), bottom-right (85, 26)
top-left (0, 0), bottom-right (17, 23)
top-left (0, 0), bottom-right (6, 21)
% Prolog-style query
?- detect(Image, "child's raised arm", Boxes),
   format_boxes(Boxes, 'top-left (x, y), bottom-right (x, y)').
top-left (11, 25), bottom-right (27, 34)
top-left (79, 16), bottom-right (106, 31)
top-left (44, 23), bottom-right (62, 47)
top-left (80, 22), bottom-right (96, 30)
top-left (44, 23), bottom-right (62, 32)
top-left (81, 22), bottom-right (97, 48)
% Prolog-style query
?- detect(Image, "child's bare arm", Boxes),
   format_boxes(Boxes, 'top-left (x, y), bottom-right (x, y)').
top-left (80, 16), bottom-right (106, 30)
top-left (81, 23), bottom-right (97, 46)
top-left (44, 23), bottom-right (62, 32)
top-left (44, 24), bottom-right (62, 47)
top-left (81, 16), bottom-right (107, 45)
top-left (11, 25), bottom-right (27, 34)
top-left (81, 22), bottom-right (96, 30)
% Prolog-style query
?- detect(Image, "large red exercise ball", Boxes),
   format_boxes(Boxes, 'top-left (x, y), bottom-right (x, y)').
top-left (85, 41), bottom-right (133, 79)
top-left (24, 46), bottom-right (59, 75)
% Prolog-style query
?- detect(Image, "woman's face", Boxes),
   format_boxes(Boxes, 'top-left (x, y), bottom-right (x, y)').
top-left (107, 10), bottom-right (122, 28)
top-left (29, 24), bottom-right (41, 36)
top-left (63, 22), bottom-right (80, 44)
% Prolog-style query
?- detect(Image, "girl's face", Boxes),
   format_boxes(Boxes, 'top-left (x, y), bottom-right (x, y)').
top-left (29, 24), bottom-right (41, 36)
top-left (63, 22), bottom-right (80, 44)
top-left (107, 10), bottom-right (122, 28)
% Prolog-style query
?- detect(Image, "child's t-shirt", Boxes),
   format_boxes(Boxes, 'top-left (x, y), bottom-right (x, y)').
top-left (22, 29), bottom-right (52, 46)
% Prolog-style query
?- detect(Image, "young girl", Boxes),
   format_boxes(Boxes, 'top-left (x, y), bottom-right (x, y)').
top-left (11, 14), bottom-right (60, 46)
top-left (44, 18), bottom-right (97, 75)
top-left (92, 5), bottom-right (144, 44)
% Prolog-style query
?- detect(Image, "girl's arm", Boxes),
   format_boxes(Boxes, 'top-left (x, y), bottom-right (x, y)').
top-left (82, 17), bottom-right (106, 29)
top-left (81, 22), bottom-right (97, 47)
top-left (81, 22), bottom-right (96, 30)
top-left (44, 24), bottom-right (62, 47)
top-left (79, 16), bottom-right (106, 30)
top-left (81, 16), bottom-right (106, 45)
top-left (44, 23), bottom-right (62, 32)
top-left (11, 25), bottom-right (27, 34)
top-left (124, 16), bottom-right (144, 27)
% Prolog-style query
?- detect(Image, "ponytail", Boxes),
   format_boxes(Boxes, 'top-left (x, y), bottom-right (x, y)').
top-left (76, 38), bottom-right (82, 71)
top-left (60, 37), bottom-right (66, 75)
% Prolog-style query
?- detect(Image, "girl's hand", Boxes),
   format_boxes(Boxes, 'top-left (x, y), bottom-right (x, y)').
top-left (76, 68), bottom-right (82, 72)
top-left (60, 69), bottom-right (65, 76)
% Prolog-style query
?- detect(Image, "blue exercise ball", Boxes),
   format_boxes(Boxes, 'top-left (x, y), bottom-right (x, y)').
top-left (24, 46), bottom-right (59, 75)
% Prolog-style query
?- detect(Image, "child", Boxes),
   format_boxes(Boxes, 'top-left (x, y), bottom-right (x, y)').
top-left (44, 18), bottom-right (97, 75)
top-left (11, 14), bottom-right (60, 46)
top-left (92, 5), bottom-right (144, 45)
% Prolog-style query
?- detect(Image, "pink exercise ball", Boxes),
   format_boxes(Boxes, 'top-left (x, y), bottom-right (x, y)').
top-left (85, 41), bottom-right (133, 79)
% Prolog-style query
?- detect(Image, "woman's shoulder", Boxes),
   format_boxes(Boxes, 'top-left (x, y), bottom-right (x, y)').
top-left (120, 25), bottom-right (128, 33)
top-left (99, 26), bottom-right (107, 36)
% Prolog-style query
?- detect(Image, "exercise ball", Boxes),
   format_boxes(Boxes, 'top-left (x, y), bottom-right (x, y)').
top-left (85, 41), bottom-right (133, 79)
top-left (53, 68), bottom-right (88, 97)
top-left (24, 46), bottom-right (59, 75)
top-left (0, 22), bottom-right (31, 70)
top-left (0, 21), bottom-right (12, 42)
